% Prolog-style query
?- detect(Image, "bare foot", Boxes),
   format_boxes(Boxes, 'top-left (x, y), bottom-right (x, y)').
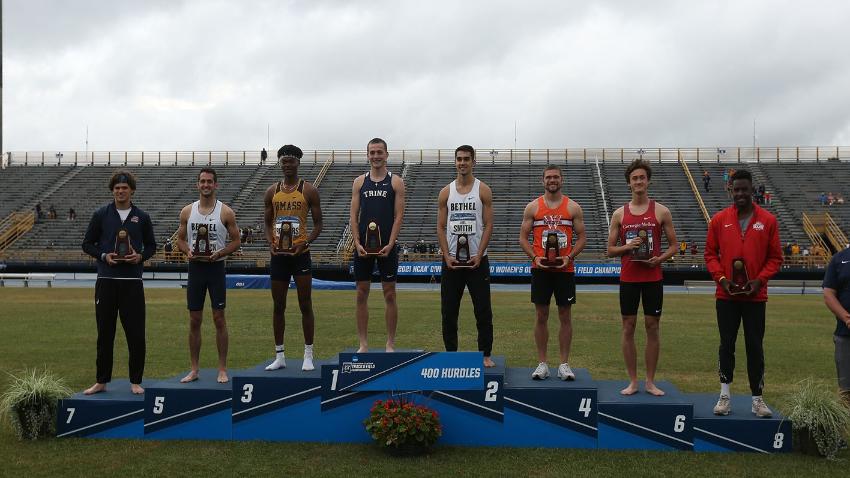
top-left (483, 357), bottom-right (496, 368)
top-left (645, 382), bottom-right (666, 396)
top-left (130, 384), bottom-right (145, 394)
top-left (357, 344), bottom-right (368, 353)
top-left (83, 383), bottom-right (106, 395)
top-left (217, 370), bottom-right (229, 383)
top-left (620, 382), bottom-right (639, 396)
top-left (385, 344), bottom-right (395, 353)
top-left (180, 371), bottom-right (199, 383)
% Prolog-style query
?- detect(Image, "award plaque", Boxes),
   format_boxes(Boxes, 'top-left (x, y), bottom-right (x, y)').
top-left (729, 258), bottom-right (750, 295)
top-left (193, 225), bottom-right (212, 260)
top-left (364, 220), bottom-right (382, 256)
top-left (114, 228), bottom-right (133, 262)
top-left (631, 229), bottom-right (652, 262)
top-left (275, 220), bottom-right (295, 254)
top-left (540, 231), bottom-right (564, 268)
top-left (454, 234), bottom-right (473, 268)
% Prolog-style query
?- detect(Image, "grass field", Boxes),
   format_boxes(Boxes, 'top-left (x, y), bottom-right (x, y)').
top-left (0, 287), bottom-right (847, 477)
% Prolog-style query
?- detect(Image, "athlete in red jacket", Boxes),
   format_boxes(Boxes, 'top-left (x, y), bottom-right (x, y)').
top-left (704, 169), bottom-right (783, 417)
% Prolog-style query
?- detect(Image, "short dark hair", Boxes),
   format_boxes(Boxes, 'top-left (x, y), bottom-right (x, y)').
top-left (367, 138), bottom-right (388, 152)
top-left (543, 164), bottom-right (562, 176)
top-left (730, 169), bottom-right (753, 184)
top-left (198, 167), bottom-right (217, 182)
top-left (455, 145), bottom-right (475, 159)
top-left (277, 144), bottom-right (303, 160)
top-left (625, 159), bottom-right (652, 183)
top-left (109, 169), bottom-right (136, 191)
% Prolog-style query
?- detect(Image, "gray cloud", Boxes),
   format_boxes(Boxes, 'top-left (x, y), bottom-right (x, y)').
top-left (4, 0), bottom-right (850, 151)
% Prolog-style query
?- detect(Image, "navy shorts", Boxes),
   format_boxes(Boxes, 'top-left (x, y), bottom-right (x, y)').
top-left (187, 260), bottom-right (226, 311)
top-left (619, 280), bottom-right (664, 316)
top-left (270, 251), bottom-right (312, 283)
top-left (353, 248), bottom-right (399, 282)
top-left (531, 269), bottom-right (576, 306)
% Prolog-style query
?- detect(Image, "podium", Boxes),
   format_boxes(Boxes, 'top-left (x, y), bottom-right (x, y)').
top-left (57, 353), bottom-right (792, 453)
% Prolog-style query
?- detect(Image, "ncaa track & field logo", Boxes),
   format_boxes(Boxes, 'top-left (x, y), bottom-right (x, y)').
top-left (341, 355), bottom-right (376, 373)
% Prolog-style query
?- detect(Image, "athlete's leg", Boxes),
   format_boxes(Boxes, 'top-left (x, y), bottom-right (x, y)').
top-left (382, 281), bottom-right (397, 352)
top-left (181, 310), bottom-right (203, 383)
top-left (557, 305), bottom-right (573, 365)
top-left (356, 281), bottom-right (371, 352)
top-left (440, 265), bottom-right (465, 352)
top-left (534, 304), bottom-right (550, 363)
top-left (644, 315), bottom-right (664, 396)
top-left (212, 308), bottom-right (228, 383)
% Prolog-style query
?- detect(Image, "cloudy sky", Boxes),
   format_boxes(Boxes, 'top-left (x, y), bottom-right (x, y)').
top-left (3, 0), bottom-right (850, 152)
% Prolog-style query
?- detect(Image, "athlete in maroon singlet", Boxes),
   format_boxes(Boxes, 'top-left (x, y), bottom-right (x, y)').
top-left (607, 159), bottom-right (678, 396)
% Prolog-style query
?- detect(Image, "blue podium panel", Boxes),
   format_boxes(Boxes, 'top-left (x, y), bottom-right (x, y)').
top-left (689, 393), bottom-right (792, 453)
top-left (318, 362), bottom-right (383, 443)
top-left (597, 380), bottom-right (693, 451)
top-left (57, 379), bottom-right (145, 439)
top-left (502, 367), bottom-right (597, 449)
top-left (419, 356), bottom-right (506, 446)
top-left (143, 369), bottom-right (232, 440)
top-left (231, 360), bottom-right (327, 442)
top-left (335, 351), bottom-right (485, 392)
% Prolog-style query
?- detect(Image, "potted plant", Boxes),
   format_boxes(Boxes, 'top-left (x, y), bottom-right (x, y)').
top-left (785, 378), bottom-right (850, 459)
top-left (364, 397), bottom-right (442, 455)
top-left (0, 368), bottom-right (72, 440)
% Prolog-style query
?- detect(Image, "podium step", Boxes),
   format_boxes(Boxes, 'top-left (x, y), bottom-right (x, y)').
top-left (143, 369), bottom-right (232, 440)
top-left (688, 393), bottom-right (792, 453)
top-left (57, 379), bottom-right (145, 438)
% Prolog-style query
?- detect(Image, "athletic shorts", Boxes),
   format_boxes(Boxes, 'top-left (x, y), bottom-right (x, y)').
top-left (270, 251), bottom-right (312, 283)
top-left (531, 269), bottom-right (576, 306)
top-left (187, 260), bottom-right (226, 311)
top-left (619, 280), bottom-right (664, 316)
top-left (353, 248), bottom-right (398, 282)
top-left (835, 335), bottom-right (850, 391)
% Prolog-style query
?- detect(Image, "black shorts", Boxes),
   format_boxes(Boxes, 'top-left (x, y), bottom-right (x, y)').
top-left (270, 251), bottom-right (312, 283)
top-left (353, 248), bottom-right (399, 282)
top-left (187, 260), bottom-right (226, 311)
top-left (531, 269), bottom-right (576, 306)
top-left (619, 280), bottom-right (664, 316)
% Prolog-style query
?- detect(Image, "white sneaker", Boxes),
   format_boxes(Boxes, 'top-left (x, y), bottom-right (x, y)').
top-left (302, 349), bottom-right (315, 371)
top-left (752, 396), bottom-right (773, 418)
top-left (557, 363), bottom-right (575, 381)
top-left (531, 362), bottom-right (550, 380)
top-left (713, 394), bottom-right (731, 415)
top-left (265, 357), bottom-right (286, 371)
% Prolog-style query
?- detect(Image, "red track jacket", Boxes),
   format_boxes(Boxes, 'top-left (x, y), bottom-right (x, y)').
top-left (704, 204), bottom-right (783, 302)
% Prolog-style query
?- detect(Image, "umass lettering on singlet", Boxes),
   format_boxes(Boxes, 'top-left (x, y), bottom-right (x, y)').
top-left (358, 172), bottom-right (395, 247)
top-left (188, 200), bottom-right (227, 262)
top-left (531, 196), bottom-right (574, 273)
top-left (272, 180), bottom-right (309, 247)
top-left (619, 200), bottom-right (663, 282)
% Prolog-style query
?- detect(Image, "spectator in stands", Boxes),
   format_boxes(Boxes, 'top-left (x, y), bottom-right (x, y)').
top-left (764, 191), bottom-right (771, 205)
top-left (722, 170), bottom-right (729, 185)
top-left (263, 144), bottom-right (324, 371)
top-left (48, 204), bottom-right (57, 219)
top-left (828, 192), bottom-right (835, 206)
top-left (820, 192), bottom-right (828, 206)
top-left (703, 171), bottom-right (711, 192)
top-left (783, 242), bottom-right (792, 257)
top-left (821, 248), bottom-right (850, 409)
top-left (837, 194), bottom-right (845, 205)
top-left (68, 208), bottom-right (76, 220)
top-left (705, 169), bottom-right (783, 418)
top-left (802, 247), bottom-right (810, 258)
top-left (679, 240), bottom-right (687, 256)
top-left (260, 148), bottom-right (268, 164)
top-left (791, 243), bottom-right (800, 256)
top-left (35, 203), bottom-right (43, 221)
top-left (350, 137), bottom-right (405, 353)
top-left (163, 241), bottom-right (173, 262)
top-left (691, 243), bottom-right (698, 255)
top-left (81, 169), bottom-right (157, 396)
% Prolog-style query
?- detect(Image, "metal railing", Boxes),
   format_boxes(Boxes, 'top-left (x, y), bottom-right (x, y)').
top-left (5, 146), bottom-right (849, 168)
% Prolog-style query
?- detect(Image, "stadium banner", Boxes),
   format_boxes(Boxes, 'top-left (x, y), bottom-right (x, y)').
top-left (332, 352), bottom-right (485, 392)
top-left (390, 262), bottom-right (621, 277)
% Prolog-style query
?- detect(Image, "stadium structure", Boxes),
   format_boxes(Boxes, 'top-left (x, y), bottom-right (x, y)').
top-left (0, 146), bottom-right (847, 282)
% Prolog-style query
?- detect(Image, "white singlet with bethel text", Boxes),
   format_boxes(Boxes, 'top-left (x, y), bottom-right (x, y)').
top-left (446, 179), bottom-right (486, 258)
top-left (188, 200), bottom-right (227, 261)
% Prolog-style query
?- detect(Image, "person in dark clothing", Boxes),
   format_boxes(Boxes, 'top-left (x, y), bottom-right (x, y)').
top-left (81, 170), bottom-right (156, 395)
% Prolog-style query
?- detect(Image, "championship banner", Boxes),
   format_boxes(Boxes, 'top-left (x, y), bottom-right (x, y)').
top-left (390, 262), bottom-right (622, 277)
top-left (330, 352), bottom-right (485, 392)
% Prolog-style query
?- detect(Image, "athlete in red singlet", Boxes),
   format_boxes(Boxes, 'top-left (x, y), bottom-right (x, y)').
top-left (607, 159), bottom-right (678, 396)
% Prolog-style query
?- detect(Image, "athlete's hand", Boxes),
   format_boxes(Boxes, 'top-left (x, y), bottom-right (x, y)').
top-left (469, 255), bottom-right (482, 269)
top-left (627, 237), bottom-right (643, 249)
top-left (644, 256), bottom-right (663, 268)
top-left (292, 243), bottom-right (307, 256)
top-left (105, 253), bottom-right (118, 266)
top-left (443, 254), bottom-right (457, 270)
top-left (355, 243), bottom-right (367, 257)
top-left (124, 252), bottom-right (141, 264)
top-left (842, 312), bottom-right (850, 330)
top-left (378, 245), bottom-right (392, 257)
top-left (744, 279), bottom-right (763, 296)
top-left (210, 250), bottom-right (222, 261)
top-left (185, 249), bottom-right (196, 261)
top-left (719, 277), bottom-right (733, 295)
